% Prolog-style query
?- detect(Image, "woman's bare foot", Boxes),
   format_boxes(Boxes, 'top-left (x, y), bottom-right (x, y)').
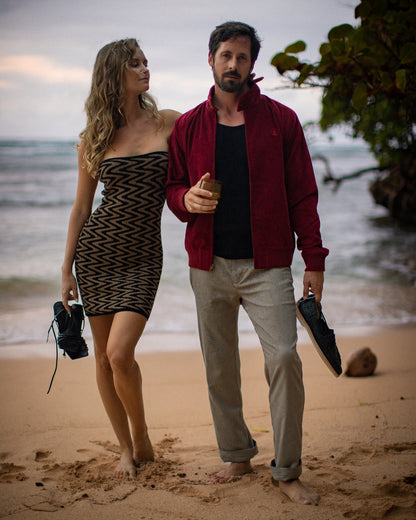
top-left (114, 450), bottom-right (137, 479)
top-left (278, 479), bottom-right (320, 505)
top-left (211, 461), bottom-right (253, 483)
top-left (133, 433), bottom-right (155, 465)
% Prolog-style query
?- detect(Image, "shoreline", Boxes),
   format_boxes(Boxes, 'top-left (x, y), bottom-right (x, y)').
top-left (0, 324), bottom-right (415, 519)
top-left (1, 320), bottom-right (415, 359)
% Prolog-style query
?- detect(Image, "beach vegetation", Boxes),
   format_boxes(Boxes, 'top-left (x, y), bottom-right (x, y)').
top-left (271, 0), bottom-right (416, 225)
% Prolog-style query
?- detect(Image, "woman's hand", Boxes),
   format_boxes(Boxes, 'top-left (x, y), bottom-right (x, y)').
top-left (62, 271), bottom-right (78, 314)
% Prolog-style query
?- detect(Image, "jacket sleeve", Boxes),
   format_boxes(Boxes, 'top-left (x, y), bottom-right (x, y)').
top-left (283, 112), bottom-right (329, 271)
top-left (165, 119), bottom-right (196, 223)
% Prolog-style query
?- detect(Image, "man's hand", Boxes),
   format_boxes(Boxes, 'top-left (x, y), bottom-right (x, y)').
top-left (184, 173), bottom-right (218, 214)
top-left (303, 271), bottom-right (324, 303)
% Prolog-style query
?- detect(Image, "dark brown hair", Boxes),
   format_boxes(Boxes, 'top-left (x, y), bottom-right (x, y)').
top-left (209, 21), bottom-right (261, 64)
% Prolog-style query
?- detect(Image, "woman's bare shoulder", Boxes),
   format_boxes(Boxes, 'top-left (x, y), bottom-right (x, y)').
top-left (158, 109), bottom-right (182, 138)
top-left (159, 109), bottom-right (182, 126)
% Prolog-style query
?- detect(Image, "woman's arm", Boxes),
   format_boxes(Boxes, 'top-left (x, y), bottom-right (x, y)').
top-left (61, 143), bottom-right (98, 313)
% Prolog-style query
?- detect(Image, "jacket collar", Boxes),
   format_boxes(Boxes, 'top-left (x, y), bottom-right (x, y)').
top-left (207, 82), bottom-right (261, 112)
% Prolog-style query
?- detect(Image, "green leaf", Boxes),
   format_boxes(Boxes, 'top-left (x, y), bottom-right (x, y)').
top-left (380, 72), bottom-right (393, 90)
top-left (284, 40), bottom-right (306, 54)
top-left (352, 83), bottom-right (368, 111)
top-left (330, 39), bottom-right (345, 57)
top-left (319, 43), bottom-right (331, 56)
top-left (356, 0), bottom-right (371, 20)
top-left (271, 52), bottom-right (283, 67)
top-left (328, 24), bottom-right (354, 41)
top-left (271, 53), bottom-right (299, 72)
top-left (400, 43), bottom-right (416, 64)
top-left (316, 63), bottom-right (329, 74)
top-left (395, 69), bottom-right (406, 92)
top-left (351, 27), bottom-right (368, 53)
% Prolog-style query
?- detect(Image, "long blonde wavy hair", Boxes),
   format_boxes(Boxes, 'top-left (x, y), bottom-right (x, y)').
top-left (79, 38), bottom-right (162, 177)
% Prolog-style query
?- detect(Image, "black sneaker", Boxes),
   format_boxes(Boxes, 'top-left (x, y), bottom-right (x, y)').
top-left (46, 301), bottom-right (88, 393)
top-left (296, 294), bottom-right (342, 377)
top-left (51, 301), bottom-right (88, 360)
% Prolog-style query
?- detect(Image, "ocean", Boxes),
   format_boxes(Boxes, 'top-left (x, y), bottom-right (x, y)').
top-left (1, 139), bottom-right (415, 354)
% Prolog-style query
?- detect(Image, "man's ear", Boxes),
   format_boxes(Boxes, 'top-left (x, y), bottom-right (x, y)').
top-left (208, 52), bottom-right (214, 67)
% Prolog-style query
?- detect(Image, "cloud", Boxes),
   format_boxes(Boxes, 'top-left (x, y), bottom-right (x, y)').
top-left (0, 78), bottom-right (13, 88)
top-left (0, 0), bottom-right (357, 137)
top-left (0, 55), bottom-right (90, 86)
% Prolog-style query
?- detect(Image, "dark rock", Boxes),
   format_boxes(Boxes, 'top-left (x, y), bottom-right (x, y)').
top-left (345, 347), bottom-right (377, 377)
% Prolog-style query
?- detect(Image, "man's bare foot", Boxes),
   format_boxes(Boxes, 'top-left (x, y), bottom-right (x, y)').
top-left (133, 433), bottom-right (154, 465)
top-left (211, 461), bottom-right (253, 483)
top-left (114, 451), bottom-right (137, 479)
top-left (278, 478), bottom-right (320, 505)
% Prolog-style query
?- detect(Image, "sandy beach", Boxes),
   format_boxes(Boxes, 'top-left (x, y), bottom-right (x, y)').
top-left (0, 324), bottom-right (415, 520)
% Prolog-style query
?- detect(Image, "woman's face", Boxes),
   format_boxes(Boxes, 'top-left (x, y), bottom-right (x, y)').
top-left (124, 46), bottom-right (150, 95)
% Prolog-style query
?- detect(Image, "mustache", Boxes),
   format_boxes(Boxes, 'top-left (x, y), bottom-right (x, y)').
top-left (223, 70), bottom-right (241, 79)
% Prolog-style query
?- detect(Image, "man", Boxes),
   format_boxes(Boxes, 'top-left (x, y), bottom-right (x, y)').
top-left (165, 21), bottom-right (328, 506)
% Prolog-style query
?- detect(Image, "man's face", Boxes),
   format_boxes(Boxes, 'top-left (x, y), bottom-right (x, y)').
top-left (209, 36), bottom-right (253, 93)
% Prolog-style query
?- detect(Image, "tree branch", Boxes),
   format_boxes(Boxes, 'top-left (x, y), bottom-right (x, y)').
top-left (311, 154), bottom-right (388, 191)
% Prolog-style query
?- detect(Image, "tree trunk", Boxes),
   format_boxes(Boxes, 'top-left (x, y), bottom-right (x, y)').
top-left (369, 153), bottom-right (416, 226)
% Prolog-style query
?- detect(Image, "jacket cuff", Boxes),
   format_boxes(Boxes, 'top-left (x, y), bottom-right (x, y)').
top-left (302, 248), bottom-right (329, 272)
top-left (168, 187), bottom-right (195, 223)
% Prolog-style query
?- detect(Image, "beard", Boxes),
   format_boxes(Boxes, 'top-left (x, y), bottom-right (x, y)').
top-left (213, 67), bottom-right (250, 93)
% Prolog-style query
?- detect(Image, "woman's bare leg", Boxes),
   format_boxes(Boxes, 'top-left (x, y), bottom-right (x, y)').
top-left (89, 312), bottom-right (153, 478)
top-left (104, 312), bottom-right (154, 466)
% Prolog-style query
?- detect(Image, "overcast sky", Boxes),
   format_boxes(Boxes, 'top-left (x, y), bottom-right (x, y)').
top-left (0, 0), bottom-right (357, 139)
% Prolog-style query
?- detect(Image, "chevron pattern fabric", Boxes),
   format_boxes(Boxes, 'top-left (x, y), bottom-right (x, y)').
top-left (75, 151), bottom-right (168, 318)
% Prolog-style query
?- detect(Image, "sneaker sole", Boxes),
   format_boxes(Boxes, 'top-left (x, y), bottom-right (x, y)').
top-left (296, 307), bottom-right (341, 378)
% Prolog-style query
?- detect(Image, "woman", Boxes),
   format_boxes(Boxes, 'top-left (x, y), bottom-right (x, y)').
top-left (61, 38), bottom-right (180, 478)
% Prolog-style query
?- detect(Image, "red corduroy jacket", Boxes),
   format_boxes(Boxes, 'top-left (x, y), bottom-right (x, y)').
top-left (166, 83), bottom-right (329, 271)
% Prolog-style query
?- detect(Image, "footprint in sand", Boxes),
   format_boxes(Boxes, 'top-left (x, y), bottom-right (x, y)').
top-left (383, 442), bottom-right (416, 454)
top-left (32, 435), bottom-right (198, 507)
top-left (333, 444), bottom-right (378, 465)
top-left (156, 436), bottom-right (180, 454)
top-left (334, 442), bottom-right (416, 467)
top-left (0, 462), bottom-right (27, 482)
top-left (90, 439), bottom-right (120, 455)
top-left (34, 450), bottom-right (52, 462)
top-left (22, 496), bottom-right (64, 513)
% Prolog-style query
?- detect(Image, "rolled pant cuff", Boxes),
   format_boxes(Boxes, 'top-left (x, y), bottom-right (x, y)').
top-left (220, 440), bottom-right (258, 463)
top-left (271, 458), bottom-right (302, 481)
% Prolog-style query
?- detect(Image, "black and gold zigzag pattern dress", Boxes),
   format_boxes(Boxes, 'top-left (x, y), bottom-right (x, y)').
top-left (75, 151), bottom-right (168, 318)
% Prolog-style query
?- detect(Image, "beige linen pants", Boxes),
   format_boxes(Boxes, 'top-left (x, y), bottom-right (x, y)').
top-left (190, 257), bottom-right (304, 481)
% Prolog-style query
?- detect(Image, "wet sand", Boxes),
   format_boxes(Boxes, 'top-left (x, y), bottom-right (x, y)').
top-left (0, 324), bottom-right (415, 519)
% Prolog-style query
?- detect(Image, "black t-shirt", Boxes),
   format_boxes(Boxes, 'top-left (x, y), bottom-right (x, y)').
top-left (213, 123), bottom-right (253, 259)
